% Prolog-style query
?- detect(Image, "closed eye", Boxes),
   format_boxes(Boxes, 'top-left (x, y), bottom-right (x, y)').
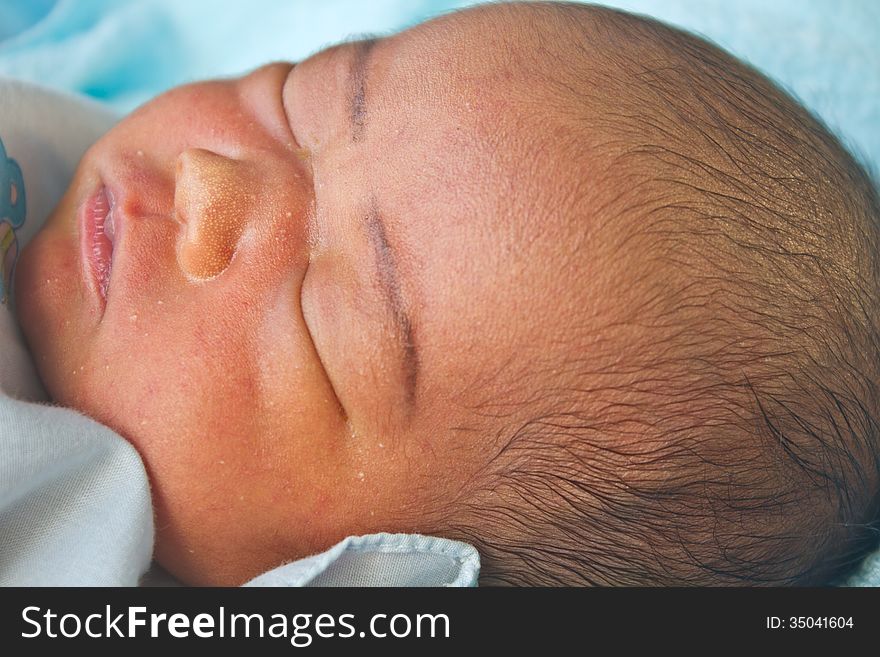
top-left (298, 256), bottom-right (350, 423)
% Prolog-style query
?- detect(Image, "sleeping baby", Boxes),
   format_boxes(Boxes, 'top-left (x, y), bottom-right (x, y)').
top-left (12, 1), bottom-right (880, 585)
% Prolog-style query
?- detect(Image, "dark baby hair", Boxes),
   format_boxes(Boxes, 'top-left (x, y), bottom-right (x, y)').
top-left (446, 2), bottom-right (880, 585)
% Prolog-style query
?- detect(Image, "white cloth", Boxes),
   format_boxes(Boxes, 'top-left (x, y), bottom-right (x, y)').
top-left (0, 78), bottom-right (156, 586)
top-left (0, 393), bottom-right (154, 585)
top-left (246, 534), bottom-right (479, 587)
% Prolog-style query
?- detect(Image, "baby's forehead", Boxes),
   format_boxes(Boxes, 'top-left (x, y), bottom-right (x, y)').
top-left (385, 3), bottom-right (667, 131)
top-left (405, 2), bottom-right (649, 61)
top-left (411, 1), bottom-right (594, 40)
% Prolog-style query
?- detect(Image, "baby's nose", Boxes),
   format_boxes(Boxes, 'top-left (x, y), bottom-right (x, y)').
top-left (174, 148), bottom-right (257, 280)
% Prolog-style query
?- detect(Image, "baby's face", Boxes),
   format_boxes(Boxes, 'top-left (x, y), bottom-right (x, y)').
top-left (16, 4), bottom-right (605, 584)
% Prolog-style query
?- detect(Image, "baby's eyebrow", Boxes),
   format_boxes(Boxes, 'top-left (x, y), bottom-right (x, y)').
top-left (366, 199), bottom-right (419, 411)
top-left (347, 37), bottom-right (379, 142)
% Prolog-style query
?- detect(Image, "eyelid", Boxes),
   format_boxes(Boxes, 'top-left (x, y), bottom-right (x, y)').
top-left (279, 65), bottom-right (308, 157)
top-left (299, 259), bottom-right (350, 423)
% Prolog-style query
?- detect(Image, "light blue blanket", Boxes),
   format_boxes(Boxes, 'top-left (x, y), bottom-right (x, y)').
top-left (1, 0), bottom-right (878, 586)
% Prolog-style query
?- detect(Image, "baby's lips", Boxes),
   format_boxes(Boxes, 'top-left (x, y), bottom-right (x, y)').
top-left (80, 184), bottom-right (116, 300)
top-left (103, 188), bottom-right (116, 243)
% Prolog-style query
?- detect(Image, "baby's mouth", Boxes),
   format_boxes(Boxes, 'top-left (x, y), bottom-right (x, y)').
top-left (81, 185), bottom-right (116, 300)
